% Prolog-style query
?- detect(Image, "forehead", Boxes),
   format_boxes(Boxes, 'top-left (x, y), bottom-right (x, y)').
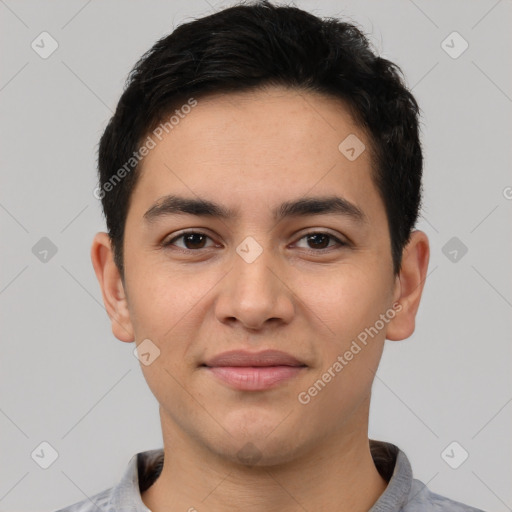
top-left (128, 86), bottom-right (383, 226)
top-left (160, 87), bottom-right (365, 161)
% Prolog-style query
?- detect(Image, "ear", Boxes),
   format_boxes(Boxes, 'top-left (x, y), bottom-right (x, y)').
top-left (90, 232), bottom-right (135, 343)
top-left (386, 230), bottom-right (430, 341)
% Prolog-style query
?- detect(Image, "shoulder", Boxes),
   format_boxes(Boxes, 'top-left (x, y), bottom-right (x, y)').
top-left (54, 449), bottom-right (161, 512)
top-left (404, 478), bottom-right (487, 512)
top-left (54, 486), bottom-right (114, 512)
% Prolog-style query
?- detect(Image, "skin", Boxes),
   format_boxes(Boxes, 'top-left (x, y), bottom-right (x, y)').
top-left (91, 86), bottom-right (429, 512)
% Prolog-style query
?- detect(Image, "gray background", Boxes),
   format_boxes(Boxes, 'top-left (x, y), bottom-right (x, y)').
top-left (1, 1), bottom-right (511, 510)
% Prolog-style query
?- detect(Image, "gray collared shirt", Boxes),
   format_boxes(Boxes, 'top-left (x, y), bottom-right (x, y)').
top-left (55, 441), bottom-right (486, 511)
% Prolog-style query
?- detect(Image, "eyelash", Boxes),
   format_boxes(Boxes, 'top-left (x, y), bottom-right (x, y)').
top-left (162, 230), bottom-right (348, 254)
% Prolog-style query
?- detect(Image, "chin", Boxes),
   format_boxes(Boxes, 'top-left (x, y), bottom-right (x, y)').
top-left (209, 418), bottom-right (309, 467)
top-left (221, 406), bottom-right (291, 437)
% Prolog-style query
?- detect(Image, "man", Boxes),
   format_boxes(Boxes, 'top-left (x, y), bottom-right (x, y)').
top-left (57, 1), bottom-right (485, 510)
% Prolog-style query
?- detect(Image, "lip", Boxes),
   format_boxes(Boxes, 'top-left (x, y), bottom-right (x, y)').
top-left (203, 349), bottom-right (305, 367)
top-left (202, 350), bottom-right (307, 391)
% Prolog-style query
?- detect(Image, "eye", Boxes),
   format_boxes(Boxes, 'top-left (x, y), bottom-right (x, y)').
top-left (294, 231), bottom-right (347, 252)
top-left (162, 230), bottom-right (347, 253)
top-left (163, 231), bottom-right (216, 251)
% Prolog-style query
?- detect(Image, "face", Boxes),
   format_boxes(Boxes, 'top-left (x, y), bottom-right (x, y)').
top-left (105, 87), bottom-right (407, 465)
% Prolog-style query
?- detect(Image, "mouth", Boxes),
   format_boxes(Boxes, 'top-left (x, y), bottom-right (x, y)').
top-left (201, 349), bottom-right (308, 391)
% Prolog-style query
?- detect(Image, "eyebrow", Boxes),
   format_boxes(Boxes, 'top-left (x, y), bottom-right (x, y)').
top-left (143, 194), bottom-right (368, 225)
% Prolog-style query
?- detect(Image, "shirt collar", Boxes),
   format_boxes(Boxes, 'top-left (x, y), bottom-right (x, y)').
top-left (109, 440), bottom-right (411, 511)
top-left (369, 440), bottom-right (412, 511)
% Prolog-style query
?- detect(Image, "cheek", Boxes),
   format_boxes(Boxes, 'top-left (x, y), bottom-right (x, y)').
top-left (126, 263), bottom-right (203, 338)
top-left (296, 262), bottom-right (393, 341)
top-left (126, 267), bottom-right (220, 390)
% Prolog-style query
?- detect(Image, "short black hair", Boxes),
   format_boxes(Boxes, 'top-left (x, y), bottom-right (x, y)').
top-left (96, 0), bottom-right (423, 279)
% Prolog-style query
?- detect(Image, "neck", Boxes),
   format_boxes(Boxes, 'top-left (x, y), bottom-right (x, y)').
top-left (142, 403), bottom-right (388, 512)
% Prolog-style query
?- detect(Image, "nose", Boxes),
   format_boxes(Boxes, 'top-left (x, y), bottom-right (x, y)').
top-left (214, 241), bottom-right (295, 332)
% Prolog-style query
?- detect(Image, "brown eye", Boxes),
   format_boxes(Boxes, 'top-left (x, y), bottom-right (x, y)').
top-left (294, 232), bottom-right (346, 252)
top-left (164, 231), bottom-right (214, 250)
top-left (306, 233), bottom-right (330, 249)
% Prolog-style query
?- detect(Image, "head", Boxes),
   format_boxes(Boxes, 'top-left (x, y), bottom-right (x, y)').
top-left (92, 1), bottom-right (429, 466)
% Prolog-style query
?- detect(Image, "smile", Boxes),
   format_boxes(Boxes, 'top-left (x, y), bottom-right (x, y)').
top-left (203, 365), bottom-right (306, 391)
top-left (201, 349), bottom-right (308, 391)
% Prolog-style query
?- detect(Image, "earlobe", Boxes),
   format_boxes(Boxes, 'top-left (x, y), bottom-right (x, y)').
top-left (386, 230), bottom-right (430, 341)
top-left (90, 232), bottom-right (135, 343)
